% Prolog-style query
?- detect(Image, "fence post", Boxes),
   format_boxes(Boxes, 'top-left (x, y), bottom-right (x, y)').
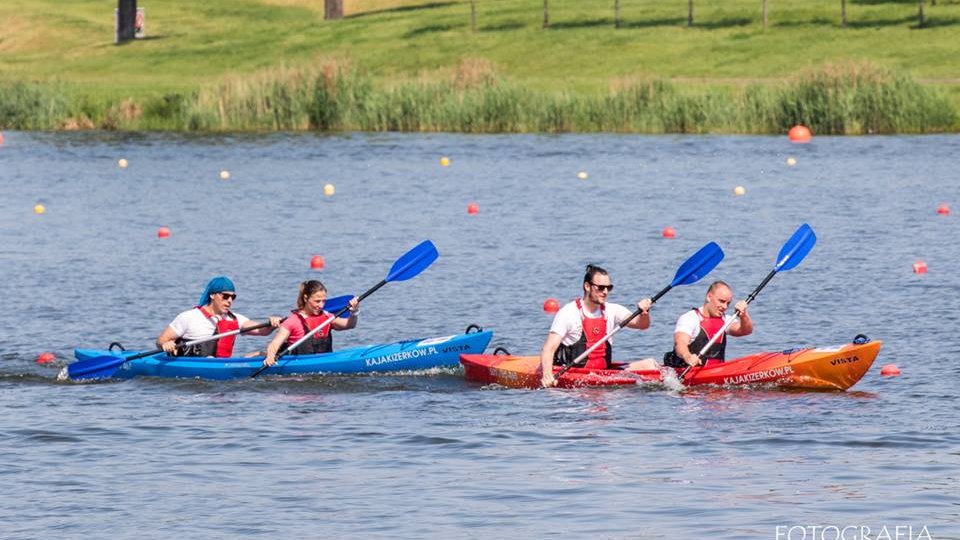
top-left (325, 0), bottom-right (343, 20)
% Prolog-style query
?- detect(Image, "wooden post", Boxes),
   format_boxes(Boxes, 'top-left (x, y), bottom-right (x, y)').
top-left (116, 0), bottom-right (137, 43)
top-left (543, 0), bottom-right (549, 28)
top-left (918, 0), bottom-right (925, 28)
top-left (841, 0), bottom-right (847, 28)
top-left (615, 0), bottom-right (621, 29)
top-left (325, 0), bottom-right (343, 20)
top-left (762, 0), bottom-right (768, 31)
top-left (688, 0), bottom-right (694, 27)
top-left (471, 0), bottom-right (477, 33)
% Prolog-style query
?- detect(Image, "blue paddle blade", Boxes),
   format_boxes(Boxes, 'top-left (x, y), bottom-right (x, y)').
top-left (671, 242), bottom-right (725, 287)
top-left (324, 295), bottom-right (353, 318)
top-left (67, 355), bottom-right (127, 380)
top-left (775, 224), bottom-right (817, 271)
top-left (385, 240), bottom-right (439, 282)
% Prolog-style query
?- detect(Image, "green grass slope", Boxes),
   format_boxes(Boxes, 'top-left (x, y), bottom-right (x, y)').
top-left (2, 0), bottom-right (958, 129)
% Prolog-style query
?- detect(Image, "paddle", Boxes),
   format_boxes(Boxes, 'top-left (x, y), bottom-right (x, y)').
top-left (249, 240), bottom-right (440, 379)
top-left (67, 295), bottom-right (353, 381)
top-left (552, 241), bottom-right (725, 382)
top-left (679, 223), bottom-right (817, 381)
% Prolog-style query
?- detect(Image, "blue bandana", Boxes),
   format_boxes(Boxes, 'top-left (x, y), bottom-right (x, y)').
top-left (199, 276), bottom-right (236, 306)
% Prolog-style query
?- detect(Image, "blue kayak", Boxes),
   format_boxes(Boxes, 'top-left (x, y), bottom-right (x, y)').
top-left (73, 328), bottom-right (492, 380)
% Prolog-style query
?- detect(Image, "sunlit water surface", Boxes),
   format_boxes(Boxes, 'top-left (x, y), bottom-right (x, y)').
top-left (0, 132), bottom-right (957, 539)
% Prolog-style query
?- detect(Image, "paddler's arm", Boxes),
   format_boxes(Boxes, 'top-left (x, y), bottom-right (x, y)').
top-left (332, 297), bottom-right (359, 331)
top-left (625, 298), bottom-right (652, 329)
top-left (242, 316), bottom-right (282, 336)
top-left (156, 326), bottom-right (180, 356)
top-left (262, 326), bottom-right (292, 367)
top-left (673, 331), bottom-right (701, 367)
top-left (539, 332), bottom-right (564, 388)
top-left (727, 300), bottom-right (753, 337)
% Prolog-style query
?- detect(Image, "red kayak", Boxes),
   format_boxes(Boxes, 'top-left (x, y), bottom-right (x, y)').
top-left (461, 339), bottom-right (882, 391)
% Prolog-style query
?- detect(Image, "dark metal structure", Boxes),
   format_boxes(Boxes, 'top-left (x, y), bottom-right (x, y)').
top-left (116, 0), bottom-right (138, 43)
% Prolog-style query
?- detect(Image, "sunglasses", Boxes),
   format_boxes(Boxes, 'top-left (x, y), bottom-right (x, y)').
top-left (219, 292), bottom-right (237, 300)
top-left (590, 283), bottom-right (614, 292)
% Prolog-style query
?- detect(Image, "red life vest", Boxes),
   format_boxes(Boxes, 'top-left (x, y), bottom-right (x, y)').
top-left (553, 298), bottom-right (614, 369)
top-left (284, 310), bottom-right (334, 355)
top-left (696, 308), bottom-right (725, 344)
top-left (689, 307), bottom-right (726, 362)
top-left (578, 298), bottom-right (610, 370)
top-left (200, 306), bottom-right (240, 358)
top-left (663, 308), bottom-right (727, 367)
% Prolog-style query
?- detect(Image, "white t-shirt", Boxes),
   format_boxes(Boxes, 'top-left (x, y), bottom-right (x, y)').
top-left (167, 308), bottom-right (250, 342)
top-left (674, 308), bottom-right (734, 344)
top-left (548, 300), bottom-right (633, 346)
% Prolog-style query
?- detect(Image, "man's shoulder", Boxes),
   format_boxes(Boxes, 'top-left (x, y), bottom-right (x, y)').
top-left (555, 300), bottom-right (580, 316)
top-left (173, 307), bottom-right (202, 321)
top-left (675, 308), bottom-right (699, 329)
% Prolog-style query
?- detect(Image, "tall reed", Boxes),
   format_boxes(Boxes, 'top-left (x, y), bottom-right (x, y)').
top-left (0, 82), bottom-right (72, 130)
top-left (1, 61), bottom-right (954, 133)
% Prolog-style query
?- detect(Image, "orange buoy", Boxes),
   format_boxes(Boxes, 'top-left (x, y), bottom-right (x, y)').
top-left (880, 364), bottom-right (901, 376)
top-left (467, 202), bottom-right (479, 215)
top-left (788, 125), bottom-right (812, 143)
top-left (157, 226), bottom-right (171, 238)
top-left (662, 226), bottom-right (676, 239)
top-left (543, 298), bottom-right (560, 313)
top-left (36, 352), bottom-right (56, 364)
top-left (310, 255), bottom-right (325, 270)
top-left (937, 203), bottom-right (950, 215)
top-left (912, 261), bottom-right (927, 274)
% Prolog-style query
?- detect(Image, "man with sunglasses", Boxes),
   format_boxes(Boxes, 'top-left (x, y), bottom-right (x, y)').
top-left (540, 264), bottom-right (659, 388)
top-left (663, 280), bottom-right (752, 369)
top-left (156, 276), bottom-right (282, 358)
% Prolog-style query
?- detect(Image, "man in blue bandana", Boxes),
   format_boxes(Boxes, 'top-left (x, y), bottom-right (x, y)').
top-left (156, 276), bottom-right (281, 357)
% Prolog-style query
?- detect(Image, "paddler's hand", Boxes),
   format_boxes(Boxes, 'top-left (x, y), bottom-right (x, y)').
top-left (263, 355), bottom-right (277, 367)
top-left (541, 369), bottom-right (556, 388)
top-left (734, 300), bottom-right (748, 316)
top-left (685, 354), bottom-right (702, 367)
top-left (347, 297), bottom-right (359, 315)
top-left (269, 316), bottom-right (282, 328)
top-left (160, 340), bottom-right (177, 356)
top-left (636, 298), bottom-right (652, 314)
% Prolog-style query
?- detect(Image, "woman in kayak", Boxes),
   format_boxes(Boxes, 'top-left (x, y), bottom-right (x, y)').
top-left (156, 276), bottom-right (282, 357)
top-left (261, 280), bottom-right (359, 367)
top-left (539, 264), bottom-right (660, 387)
top-left (663, 280), bottom-right (752, 368)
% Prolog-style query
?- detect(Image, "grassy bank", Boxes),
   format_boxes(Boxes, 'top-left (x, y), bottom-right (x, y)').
top-left (2, 60), bottom-right (953, 134)
top-left (2, 0), bottom-right (959, 132)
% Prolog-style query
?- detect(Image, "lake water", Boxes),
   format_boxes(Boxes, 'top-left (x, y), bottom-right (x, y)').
top-left (0, 131), bottom-right (958, 539)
